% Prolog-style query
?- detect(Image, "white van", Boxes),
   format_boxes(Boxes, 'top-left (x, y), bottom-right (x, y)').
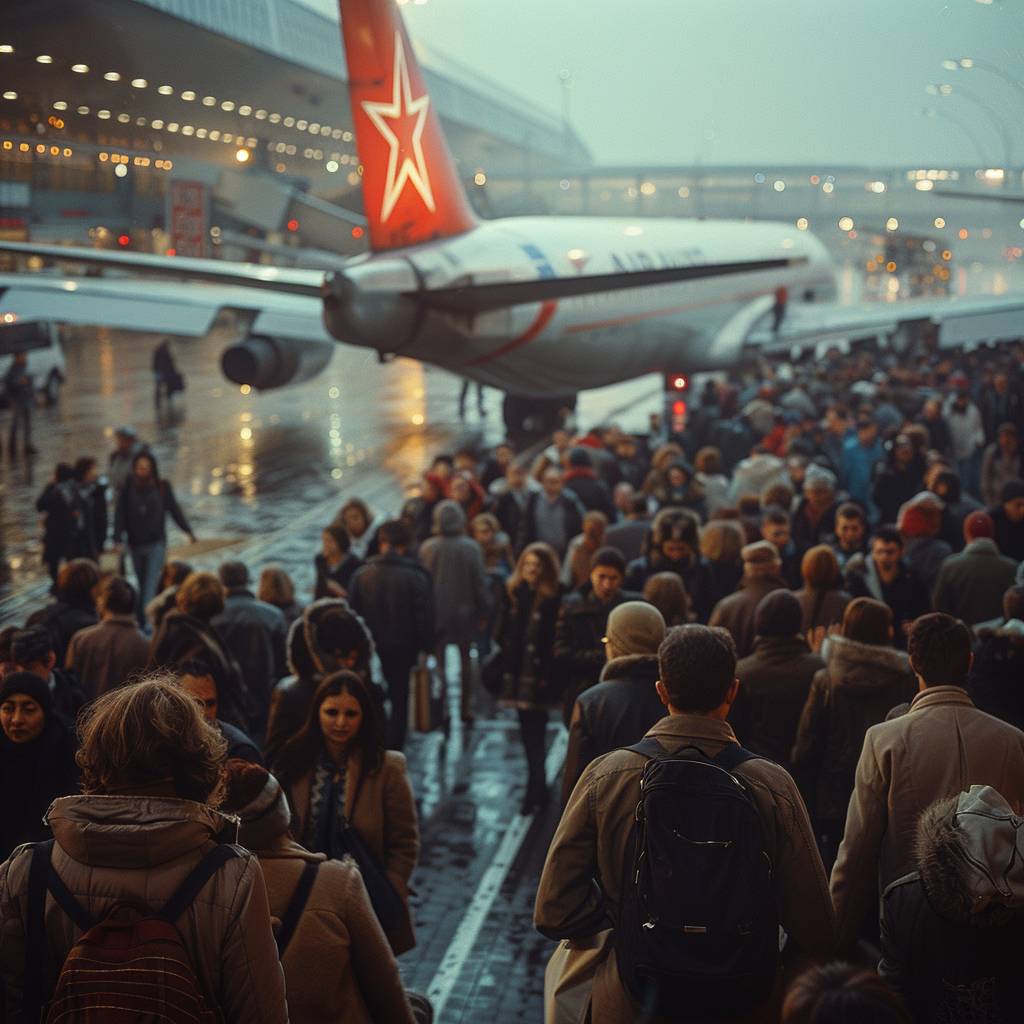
top-left (0, 318), bottom-right (66, 405)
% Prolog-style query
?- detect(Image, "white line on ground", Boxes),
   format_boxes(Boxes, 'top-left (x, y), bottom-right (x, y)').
top-left (426, 727), bottom-right (568, 1021)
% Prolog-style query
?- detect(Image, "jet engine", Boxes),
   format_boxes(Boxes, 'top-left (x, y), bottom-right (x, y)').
top-left (220, 334), bottom-right (334, 391)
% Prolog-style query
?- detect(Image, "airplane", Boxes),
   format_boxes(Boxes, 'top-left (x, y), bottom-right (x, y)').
top-left (1, 0), bottom-right (1023, 437)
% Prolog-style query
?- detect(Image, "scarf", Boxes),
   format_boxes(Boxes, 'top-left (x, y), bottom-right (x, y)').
top-left (308, 750), bottom-right (348, 860)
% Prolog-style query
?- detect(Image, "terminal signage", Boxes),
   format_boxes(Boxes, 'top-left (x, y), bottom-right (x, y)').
top-left (168, 180), bottom-right (208, 258)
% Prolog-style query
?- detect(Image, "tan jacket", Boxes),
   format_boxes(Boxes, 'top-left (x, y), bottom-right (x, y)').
top-left (286, 749), bottom-right (419, 953)
top-left (830, 685), bottom-right (1024, 951)
top-left (64, 614), bottom-right (150, 698)
top-left (258, 837), bottom-right (415, 1024)
top-left (535, 714), bottom-right (836, 1024)
top-left (0, 795), bottom-right (287, 1023)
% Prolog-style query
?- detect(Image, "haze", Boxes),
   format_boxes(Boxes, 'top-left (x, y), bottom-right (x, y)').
top-left (300, 0), bottom-right (1024, 167)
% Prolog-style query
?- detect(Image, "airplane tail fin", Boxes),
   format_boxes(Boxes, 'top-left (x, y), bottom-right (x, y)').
top-left (340, 0), bottom-right (478, 252)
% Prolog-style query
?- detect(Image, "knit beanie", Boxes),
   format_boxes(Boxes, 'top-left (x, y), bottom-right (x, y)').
top-left (605, 601), bottom-right (666, 656)
top-left (742, 540), bottom-right (781, 567)
top-left (964, 511), bottom-right (995, 541)
top-left (754, 590), bottom-right (803, 638)
top-left (221, 759), bottom-right (292, 850)
top-left (0, 671), bottom-right (53, 716)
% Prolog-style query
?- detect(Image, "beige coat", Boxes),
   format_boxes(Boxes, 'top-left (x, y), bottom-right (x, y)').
top-left (64, 614), bottom-right (151, 698)
top-left (0, 795), bottom-right (287, 1023)
top-left (258, 837), bottom-right (415, 1024)
top-left (286, 749), bottom-right (419, 953)
top-left (535, 714), bottom-right (836, 1024)
top-left (830, 685), bottom-right (1024, 952)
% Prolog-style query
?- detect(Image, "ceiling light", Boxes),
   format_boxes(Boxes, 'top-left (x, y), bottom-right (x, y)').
top-left (202, 95), bottom-right (216, 106)
top-left (36, 54), bottom-right (53, 64)
top-left (130, 78), bottom-right (147, 88)
top-left (71, 63), bottom-right (89, 73)
top-left (255, 109), bottom-right (267, 119)
top-left (53, 100), bottom-right (68, 110)
top-left (151, 118), bottom-right (164, 129)
top-left (114, 163), bottom-right (127, 178)
top-left (97, 109), bottom-right (111, 119)
top-left (103, 71), bottom-right (120, 81)
top-left (1, 90), bottom-right (16, 100)
top-left (77, 105), bottom-right (89, 114)
top-left (157, 84), bottom-right (173, 95)
top-left (220, 100), bottom-right (235, 111)
top-left (0, 45), bottom-right (14, 54)
top-left (239, 104), bottom-right (252, 116)
top-left (235, 148), bottom-right (250, 163)
top-left (117, 112), bottom-right (130, 123)
top-left (181, 90), bottom-right (196, 102)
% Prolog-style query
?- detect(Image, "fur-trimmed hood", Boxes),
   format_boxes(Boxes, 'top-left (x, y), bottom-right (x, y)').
top-left (599, 653), bottom-right (660, 684)
top-left (285, 597), bottom-right (375, 680)
top-left (824, 633), bottom-right (913, 694)
top-left (916, 785), bottom-right (1024, 927)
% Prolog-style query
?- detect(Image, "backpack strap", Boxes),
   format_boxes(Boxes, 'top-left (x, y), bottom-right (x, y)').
top-left (160, 845), bottom-right (239, 923)
top-left (625, 737), bottom-right (670, 760)
top-left (275, 861), bottom-right (319, 957)
top-left (711, 743), bottom-right (760, 773)
top-left (627, 737), bottom-right (760, 773)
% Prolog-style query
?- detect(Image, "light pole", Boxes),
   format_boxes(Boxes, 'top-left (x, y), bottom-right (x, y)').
top-left (921, 107), bottom-right (991, 166)
top-left (925, 82), bottom-right (1014, 170)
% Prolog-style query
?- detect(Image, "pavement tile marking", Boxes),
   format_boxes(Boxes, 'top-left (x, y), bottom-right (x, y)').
top-left (426, 728), bottom-right (568, 1022)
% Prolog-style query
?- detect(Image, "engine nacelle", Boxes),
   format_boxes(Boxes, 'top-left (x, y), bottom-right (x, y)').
top-left (220, 334), bottom-right (334, 390)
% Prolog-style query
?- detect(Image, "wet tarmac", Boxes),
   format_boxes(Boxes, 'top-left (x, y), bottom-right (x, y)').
top-left (0, 321), bottom-right (662, 1021)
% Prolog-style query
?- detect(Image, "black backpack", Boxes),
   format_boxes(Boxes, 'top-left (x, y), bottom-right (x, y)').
top-left (615, 739), bottom-right (780, 1020)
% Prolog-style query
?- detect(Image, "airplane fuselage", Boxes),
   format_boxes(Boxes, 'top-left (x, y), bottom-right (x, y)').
top-left (325, 215), bottom-right (837, 398)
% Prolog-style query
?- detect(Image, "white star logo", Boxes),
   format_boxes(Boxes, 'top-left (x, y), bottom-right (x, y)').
top-left (361, 32), bottom-right (435, 223)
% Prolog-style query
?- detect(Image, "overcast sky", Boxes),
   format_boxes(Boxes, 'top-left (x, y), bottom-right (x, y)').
top-left (301, 0), bottom-right (1024, 167)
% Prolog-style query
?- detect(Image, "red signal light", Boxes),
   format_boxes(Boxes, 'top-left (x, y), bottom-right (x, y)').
top-left (351, 225), bottom-right (364, 239)
top-left (117, 234), bottom-right (130, 247)
top-left (672, 400), bottom-right (686, 417)
top-left (286, 218), bottom-right (299, 232)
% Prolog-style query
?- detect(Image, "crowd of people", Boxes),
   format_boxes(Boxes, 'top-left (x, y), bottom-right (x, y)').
top-left (3, 340), bottom-right (1024, 1022)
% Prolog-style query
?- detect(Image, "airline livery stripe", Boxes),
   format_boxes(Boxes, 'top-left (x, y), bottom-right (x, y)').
top-left (466, 299), bottom-right (558, 366)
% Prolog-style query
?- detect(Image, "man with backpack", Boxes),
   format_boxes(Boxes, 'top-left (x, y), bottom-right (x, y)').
top-left (535, 624), bottom-right (835, 1023)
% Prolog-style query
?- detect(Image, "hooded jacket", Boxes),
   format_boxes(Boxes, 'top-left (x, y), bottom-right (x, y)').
top-left (880, 785), bottom-right (1024, 1023)
top-left (561, 653), bottom-right (664, 805)
top-left (347, 551), bottom-right (434, 658)
top-left (790, 634), bottom-right (916, 824)
top-left (226, 766), bottom-right (416, 1024)
top-left (932, 539), bottom-right (1019, 626)
top-left (969, 620), bottom-right (1024, 732)
top-left (0, 795), bottom-right (287, 1023)
top-left (418, 501), bottom-right (490, 639)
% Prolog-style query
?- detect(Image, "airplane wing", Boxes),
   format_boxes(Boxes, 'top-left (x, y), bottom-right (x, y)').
top-left (931, 189), bottom-right (1024, 204)
top-left (745, 293), bottom-right (1024, 353)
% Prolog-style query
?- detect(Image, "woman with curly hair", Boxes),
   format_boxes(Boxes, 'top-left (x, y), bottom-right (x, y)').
top-left (272, 670), bottom-right (420, 955)
top-left (0, 675), bottom-right (288, 1023)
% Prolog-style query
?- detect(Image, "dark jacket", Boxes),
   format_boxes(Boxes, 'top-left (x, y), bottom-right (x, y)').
top-left (968, 622), bottom-right (1024, 732)
top-left (561, 653), bottom-right (664, 805)
top-left (553, 584), bottom-right (641, 719)
top-left (729, 636), bottom-right (824, 772)
top-left (74, 480), bottom-right (108, 558)
top-left (707, 573), bottom-right (789, 658)
top-left (0, 715), bottom-right (79, 861)
top-left (932, 539), bottom-right (1019, 626)
top-left (602, 518), bottom-right (651, 563)
top-left (114, 476), bottom-right (192, 546)
top-left (219, 720), bottom-right (263, 764)
top-left (212, 589), bottom-right (288, 731)
top-left (149, 610), bottom-right (248, 730)
top-left (493, 581), bottom-right (562, 708)
top-left (791, 634), bottom-right (916, 824)
top-left (35, 481), bottom-right (85, 564)
top-left (493, 488), bottom-right (532, 545)
top-left (903, 535), bottom-right (953, 595)
top-left (790, 497), bottom-right (839, 556)
top-left (562, 467), bottom-right (614, 520)
top-left (880, 787), bottom-right (1024, 1024)
top-left (347, 552), bottom-right (434, 658)
top-left (873, 465), bottom-right (924, 526)
top-left (64, 614), bottom-right (150, 699)
top-left (844, 554), bottom-right (931, 647)
top-left (624, 553), bottom-right (717, 623)
top-left (313, 552), bottom-right (362, 600)
top-left (990, 503), bottom-right (1024, 563)
top-left (26, 599), bottom-right (97, 667)
top-left (794, 586), bottom-right (851, 633)
top-left (516, 491), bottom-right (585, 558)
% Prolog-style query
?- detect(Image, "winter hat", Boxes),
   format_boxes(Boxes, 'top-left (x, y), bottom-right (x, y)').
top-left (804, 465), bottom-right (838, 494)
top-left (220, 759), bottom-right (293, 850)
top-left (0, 671), bottom-right (53, 716)
top-left (754, 590), bottom-right (803, 638)
top-left (964, 511), bottom-right (995, 541)
top-left (433, 499), bottom-right (466, 537)
top-left (568, 447), bottom-right (594, 469)
top-left (10, 627), bottom-right (54, 667)
top-left (742, 540), bottom-right (781, 567)
top-left (605, 601), bottom-right (666, 656)
top-left (1001, 479), bottom-right (1024, 504)
top-left (897, 492), bottom-right (944, 539)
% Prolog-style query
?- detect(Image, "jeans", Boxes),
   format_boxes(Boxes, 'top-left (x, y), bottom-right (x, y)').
top-left (130, 541), bottom-right (166, 625)
top-left (379, 649), bottom-right (418, 750)
top-left (435, 635), bottom-right (475, 721)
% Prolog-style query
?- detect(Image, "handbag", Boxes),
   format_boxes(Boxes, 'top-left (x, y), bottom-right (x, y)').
top-left (480, 643), bottom-right (504, 697)
top-left (410, 654), bottom-right (446, 732)
top-left (335, 768), bottom-right (406, 934)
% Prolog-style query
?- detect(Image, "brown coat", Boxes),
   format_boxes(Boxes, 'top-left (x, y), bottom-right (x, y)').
top-left (535, 714), bottom-right (836, 1024)
top-left (708, 573), bottom-right (789, 657)
top-left (258, 838), bottom-right (415, 1024)
top-left (794, 587), bottom-right (851, 633)
top-left (64, 614), bottom-right (150, 698)
top-left (830, 686), bottom-right (1024, 952)
top-left (286, 749), bottom-right (419, 954)
top-left (0, 795), bottom-right (287, 1023)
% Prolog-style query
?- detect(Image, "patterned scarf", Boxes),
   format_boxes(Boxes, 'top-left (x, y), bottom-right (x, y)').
top-left (307, 750), bottom-right (348, 860)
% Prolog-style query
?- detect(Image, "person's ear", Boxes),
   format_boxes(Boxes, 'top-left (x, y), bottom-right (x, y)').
top-left (655, 679), bottom-right (671, 708)
top-left (726, 677), bottom-right (740, 707)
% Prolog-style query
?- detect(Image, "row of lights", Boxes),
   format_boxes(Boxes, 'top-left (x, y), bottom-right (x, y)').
top-left (1, 139), bottom-right (73, 157)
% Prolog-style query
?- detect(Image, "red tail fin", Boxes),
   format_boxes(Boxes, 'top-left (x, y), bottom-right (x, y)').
top-left (340, 0), bottom-right (478, 252)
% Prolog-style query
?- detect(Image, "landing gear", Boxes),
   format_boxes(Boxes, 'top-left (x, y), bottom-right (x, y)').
top-left (502, 393), bottom-right (576, 443)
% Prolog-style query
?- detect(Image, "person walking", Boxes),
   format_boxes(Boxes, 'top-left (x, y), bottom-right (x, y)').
top-left (491, 543), bottom-right (563, 814)
top-left (419, 500), bottom-right (490, 724)
top-left (114, 451), bottom-right (195, 622)
top-left (794, 545), bottom-right (851, 634)
top-left (708, 540), bottom-right (789, 657)
top-left (315, 525), bottom-right (363, 599)
top-left (272, 671), bottom-right (420, 955)
top-left (0, 677), bottom-right (289, 1022)
top-left (4, 350), bottom-right (36, 456)
top-left (347, 520), bottom-right (434, 750)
